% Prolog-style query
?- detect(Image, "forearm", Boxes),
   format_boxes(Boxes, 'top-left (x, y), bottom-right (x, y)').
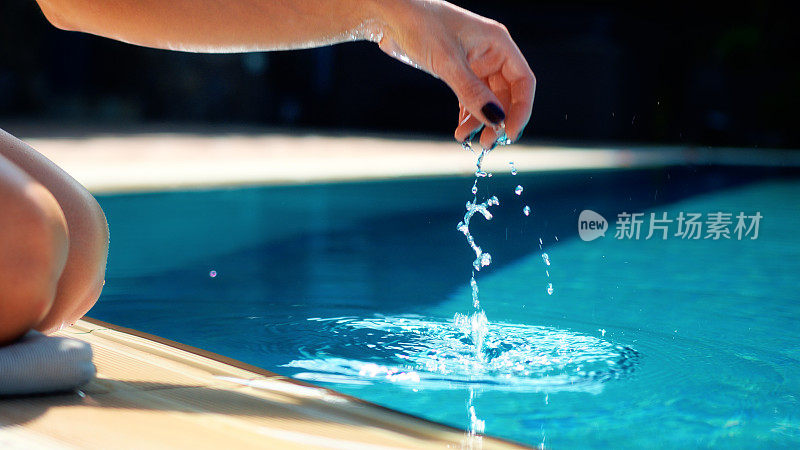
top-left (35, 0), bottom-right (397, 52)
top-left (35, 0), bottom-right (535, 142)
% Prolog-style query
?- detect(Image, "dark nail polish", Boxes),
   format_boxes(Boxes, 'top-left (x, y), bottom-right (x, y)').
top-left (481, 102), bottom-right (505, 125)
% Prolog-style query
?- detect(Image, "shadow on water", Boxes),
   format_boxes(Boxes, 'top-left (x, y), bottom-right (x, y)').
top-left (92, 164), bottom-right (799, 368)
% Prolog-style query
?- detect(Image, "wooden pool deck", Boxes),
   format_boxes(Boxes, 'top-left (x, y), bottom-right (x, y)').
top-left (0, 318), bottom-right (524, 449)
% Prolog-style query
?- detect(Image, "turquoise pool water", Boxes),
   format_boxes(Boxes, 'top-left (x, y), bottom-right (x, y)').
top-left (94, 166), bottom-right (800, 448)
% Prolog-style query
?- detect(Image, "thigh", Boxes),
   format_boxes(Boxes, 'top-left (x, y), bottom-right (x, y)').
top-left (0, 128), bottom-right (109, 333)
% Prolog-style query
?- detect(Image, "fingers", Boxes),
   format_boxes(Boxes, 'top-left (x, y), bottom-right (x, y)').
top-left (455, 104), bottom-right (483, 143)
top-left (479, 73), bottom-right (511, 149)
top-left (467, 29), bottom-right (535, 144)
top-left (499, 38), bottom-right (536, 142)
top-left (440, 58), bottom-right (506, 130)
top-left (503, 77), bottom-right (535, 142)
top-left (453, 32), bottom-right (534, 146)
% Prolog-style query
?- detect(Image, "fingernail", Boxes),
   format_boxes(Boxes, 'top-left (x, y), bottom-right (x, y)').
top-left (481, 102), bottom-right (505, 125)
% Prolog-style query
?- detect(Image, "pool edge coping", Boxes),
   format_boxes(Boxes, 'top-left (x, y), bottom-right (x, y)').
top-left (80, 316), bottom-right (532, 449)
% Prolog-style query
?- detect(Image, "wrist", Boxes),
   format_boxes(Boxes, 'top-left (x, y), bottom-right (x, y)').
top-left (361, 0), bottom-right (423, 43)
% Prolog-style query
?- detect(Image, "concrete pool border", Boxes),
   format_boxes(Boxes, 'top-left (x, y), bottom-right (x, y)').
top-left (17, 129), bottom-right (800, 194)
top-left (0, 317), bottom-right (527, 449)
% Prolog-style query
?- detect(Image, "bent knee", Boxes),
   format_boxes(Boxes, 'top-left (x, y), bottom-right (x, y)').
top-left (36, 191), bottom-right (108, 334)
top-left (72, 192), bottom-right (109, 279)
top-left (0, 179), bottom-right (69, 344)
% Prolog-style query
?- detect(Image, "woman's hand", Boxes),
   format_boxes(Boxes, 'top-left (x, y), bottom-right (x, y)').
top-left (35, 0), bottom-right (533, 147)
top-left (373, 0), bottom-right (535, 148)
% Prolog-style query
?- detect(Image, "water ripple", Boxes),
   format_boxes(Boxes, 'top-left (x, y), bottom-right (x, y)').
top-left (284, 315), bottom-right (639, 393)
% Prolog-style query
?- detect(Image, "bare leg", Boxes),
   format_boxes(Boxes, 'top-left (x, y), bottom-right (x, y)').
top-left (0, 128), bottom-right (109, 337)
top-left (0, 151), bottom-right (68, 344)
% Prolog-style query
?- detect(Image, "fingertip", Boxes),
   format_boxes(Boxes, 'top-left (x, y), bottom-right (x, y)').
top-left (479, 127), bottom-right (498, 150)
top-left (454, 126), bottom-right (475, 144)
top-left (511, 127), bottom-right (524, 143)
top-left (503, 128), bottom-right (521, 145)
top-left (505, 122), bottom-right (522, 142)
top-left (505, 101), bottom-right (533, 143)
top-left (455, 112), bottom-right (484, 143)
top-left (481, 102), bottom-right (506, 126)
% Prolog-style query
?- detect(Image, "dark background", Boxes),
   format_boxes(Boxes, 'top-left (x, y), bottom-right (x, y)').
top-left (0, 1), bottom-right (797, 147)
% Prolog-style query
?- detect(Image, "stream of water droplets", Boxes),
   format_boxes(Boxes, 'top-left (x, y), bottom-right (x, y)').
top-left (283, 132), bottom-right (639, 441)
top-left (456, 133), bottom-right (522, 438)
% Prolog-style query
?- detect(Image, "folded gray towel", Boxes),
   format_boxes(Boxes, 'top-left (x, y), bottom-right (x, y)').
top-left (0, 330), bottom-right (95, 396)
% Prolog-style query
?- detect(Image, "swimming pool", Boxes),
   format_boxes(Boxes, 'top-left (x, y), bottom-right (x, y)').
top-left (93, 164), bottom-right (800, 447)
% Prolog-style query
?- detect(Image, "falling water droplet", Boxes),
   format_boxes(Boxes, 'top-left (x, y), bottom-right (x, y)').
top-left (547, 283), bottom-right (554, 295)
top-left (515, 185), bottom-right (523, 195)
top-left (508, 161), bottom-right (517, 175)
top-left (470, 276), bottom-right (479, 308)
top-left (471, 185), bottom-right (478, 195)
top-left (209, 270), bottom-right (217, 278)
top-left (480, 252), bottom-right (492, 267)
top-left (541, 253), bottom-right (551, 266)
top-left (523, 206), bottom-right (531, 216)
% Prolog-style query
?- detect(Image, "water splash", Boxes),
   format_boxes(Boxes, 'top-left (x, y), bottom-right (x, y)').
top-left (285, 316), bottom-right (640, 391)
top-left (281, 136), bottom-right (639, 440)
